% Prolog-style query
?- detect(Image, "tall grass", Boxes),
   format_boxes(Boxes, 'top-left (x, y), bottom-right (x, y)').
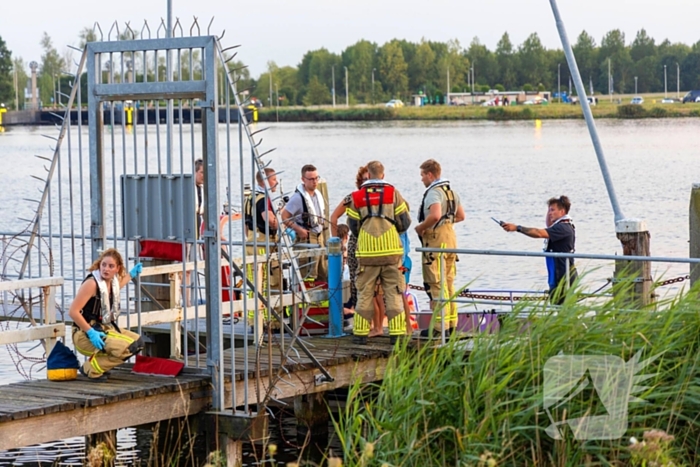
top-left (333, 279), bottom-right (700, 466)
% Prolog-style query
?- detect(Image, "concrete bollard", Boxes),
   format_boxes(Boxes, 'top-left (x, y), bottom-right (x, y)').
top-left (615, 219), bottom-right (652, 307)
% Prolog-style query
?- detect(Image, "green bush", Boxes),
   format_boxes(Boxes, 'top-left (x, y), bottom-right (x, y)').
top-left (522, 83), bottom-right (534, 92)
top-left (648, 107), bottom-right (668, 118)
top-left (494, 84), bottom-right (505, 92)
top-left (486, 106), bottom-right (534, 121)
top-left (617, 104), bottom-right (647, 118)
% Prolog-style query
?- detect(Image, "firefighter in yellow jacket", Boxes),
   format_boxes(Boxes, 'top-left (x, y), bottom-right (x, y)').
top-left (346, 161), bottom-right (411, 345)
top-left (414, 159), bottom-right (465, 336)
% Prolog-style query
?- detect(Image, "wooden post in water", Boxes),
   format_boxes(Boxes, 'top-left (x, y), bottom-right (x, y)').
top-left (691, 185), bottom-right (700, 288)
top-left (85, 430), bottom-right (117, 466)
top-left (205, 412), bottom-right (268, 467)
top-left (615, 220), bottom-right (652, 307)
top-left (294, 392), bottom-right (329, 437)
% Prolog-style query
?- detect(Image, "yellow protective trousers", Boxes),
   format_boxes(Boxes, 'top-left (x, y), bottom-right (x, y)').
top-left (246, 230), bottom-right (281, 325)
top-left (295, 230), bottom-right (327, 283)
top-left (353, 263), bottom-right (407, 337)
top-left (421, 224), bottom-right (458, 331)
top-left (72, 324), bottom-right (143, 378)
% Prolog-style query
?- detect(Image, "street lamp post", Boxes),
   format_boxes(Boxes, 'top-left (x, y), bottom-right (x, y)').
top-left (634, 76), bottom-right (638, 95)
top-left (664, 64), bottom-right (667, 98)
top-left (676, 62), bottom-right (680, 98)
top-left (332, 65), bottom-right (336, 108)
top-left (344, 66), bottom-right (349, 107)
top-left (557, 63), bottom-right (561, 103)
top-left (371, 68), bottom-right (375, 105)
top-left (608, 58), bottom-right (611, 102)
top-left (275, 83), bottom-right (279, 122)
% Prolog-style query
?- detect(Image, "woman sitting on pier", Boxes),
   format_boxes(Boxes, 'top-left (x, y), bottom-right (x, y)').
top-left (68, 248), bottom-right (144, 380)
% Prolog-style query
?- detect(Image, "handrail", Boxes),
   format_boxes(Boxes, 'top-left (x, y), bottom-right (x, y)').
top-left (0, 276), bottom-right (66, 355)
top-left (416, 247), bottom-right (700, 264)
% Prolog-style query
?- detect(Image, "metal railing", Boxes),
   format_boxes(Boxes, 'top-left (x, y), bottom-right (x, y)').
top-left (415, 246), bottom-right (700, 343)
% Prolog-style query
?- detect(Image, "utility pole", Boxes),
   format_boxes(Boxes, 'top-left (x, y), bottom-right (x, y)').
top-left (371, 68), bottom-right (375, 105)
top-left (634, 76), bottom-right (638, 95)
top-left (676, 62), bottom-right (680, 98)
top-left (268, 66), bottom-right (273, 108)
top-left (275, 83), bottom-right (279, 122)
top-left (13, 64), bottom-right (19, 111)
top-left (557, 63), bottom-right (561, 103)
top-left (446, 66), bottom-right (450, 105)
top-left (332, 66), bottom-right (336, 108)
top-left (344, 66), bottom-right (349, 107)
top-left (608, 58), bottom-right (612, 102)
top-left (664, 64), bottom-right (667, 98)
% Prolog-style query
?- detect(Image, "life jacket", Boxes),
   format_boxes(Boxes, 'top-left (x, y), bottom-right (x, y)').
top-left (80, 274), bottom-right (116, 325)
top-left (294, 185), bottom-right (325, 231)
top-left (244, 191), bottom-right (273, 234)
top-left (348, 182), bottom-right (403, 259)
top-left (418, 180), bottom-right (456, 228)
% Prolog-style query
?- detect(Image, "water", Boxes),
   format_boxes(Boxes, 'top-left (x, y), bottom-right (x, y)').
top-left (0, 118), bottom-right (698, 463)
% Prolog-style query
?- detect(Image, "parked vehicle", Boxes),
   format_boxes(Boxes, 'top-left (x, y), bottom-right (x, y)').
top-left (682, 90), bottom-right (700, 103)
top-left (385, 99), bottom-right (404, 108)
top-left (660, 98), bottom-right (676, 104)
top-left (631, 96), bottom-right (644, 105)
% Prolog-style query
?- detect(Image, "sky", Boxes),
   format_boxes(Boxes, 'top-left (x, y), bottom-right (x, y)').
top-left (1, 0), bottom-right (699, 77)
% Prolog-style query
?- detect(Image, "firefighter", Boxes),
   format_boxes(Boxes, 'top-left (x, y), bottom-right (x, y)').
top-left (414, 159), bottom-right (465, 337)
top-left (346, 161), bottom-right (411, 345)
top-left (243, 167), bottom-right (282, 325)
top-left (282, 164), bottom-right (328, 283)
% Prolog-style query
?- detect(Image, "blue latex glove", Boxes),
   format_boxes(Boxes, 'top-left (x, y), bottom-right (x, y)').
top-left (129, 263), bottom-right (143, 279)
top-left (86, 328), bottom-right (106, 351)
top-left (284, 227), bottom-right (297, 243)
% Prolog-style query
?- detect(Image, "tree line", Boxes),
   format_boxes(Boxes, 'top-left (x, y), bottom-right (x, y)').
top-left (1, 29), bottom-right (700, 109)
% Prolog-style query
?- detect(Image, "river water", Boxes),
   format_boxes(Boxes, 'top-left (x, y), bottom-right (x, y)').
top-left (0, 118), bottom-right (698, 464)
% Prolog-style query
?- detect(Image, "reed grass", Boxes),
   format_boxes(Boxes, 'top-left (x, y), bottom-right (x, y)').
top-left (333, 278), bottom-right (700, 466)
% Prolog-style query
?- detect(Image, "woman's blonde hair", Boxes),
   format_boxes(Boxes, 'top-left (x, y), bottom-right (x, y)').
top-left (88, 248), bottom-right (126, 279)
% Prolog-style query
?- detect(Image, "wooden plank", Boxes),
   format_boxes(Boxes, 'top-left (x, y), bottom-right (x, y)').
top-left (0, 324), bottom-right (66, 345)
top-left (227, 355), bottom-right (389, 407)
top-left (0, 384), bottom-right (210, 451)
top-left (0, 277), bottom-right (64, 292)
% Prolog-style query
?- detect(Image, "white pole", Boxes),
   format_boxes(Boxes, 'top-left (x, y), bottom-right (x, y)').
top-left (557, 63), bottom-right (561, 103)
top-left (446, 66), bottom-right (450, 105)
top-left (371, 68), bottom-right (375, 105)
top-left (13, 65), bottom-right (18, 110)
top-left (676, 63), bottom-right (680, 98)
top-left (332, 66), bottom-right (336, 108)
top-left (166, 0), bottom-right (173, 174)
top-left (548, 0), bottom-right (625, 222)
top-left (608, 58), bottom-right (611, 102)
top-left (635, 76), bottom-right (638, 95)
top-left (344, 66), bottom-right (349, 107)
top-left (664, 64), bottom-right (667, 98)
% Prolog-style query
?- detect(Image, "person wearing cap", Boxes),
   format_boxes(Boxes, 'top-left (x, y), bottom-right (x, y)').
top-left (501, 195), bottom-right (577, 304)
top-left (415, 159), bottom-right (465, 337)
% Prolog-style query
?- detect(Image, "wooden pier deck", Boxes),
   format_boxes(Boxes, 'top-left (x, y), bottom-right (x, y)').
top-left (0, 335), bottom-right (396, 451)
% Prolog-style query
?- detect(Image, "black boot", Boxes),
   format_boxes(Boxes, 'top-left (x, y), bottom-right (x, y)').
top-left (352, 335), bottom-right (367, 345)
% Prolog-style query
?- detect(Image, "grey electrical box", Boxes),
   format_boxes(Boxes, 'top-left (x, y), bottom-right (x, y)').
top-left (121, 174), bottom-right (197, 241)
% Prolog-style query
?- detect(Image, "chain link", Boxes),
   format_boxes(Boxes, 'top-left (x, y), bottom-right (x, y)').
top-left (407, 273), bottom-right (691, 302)
top-left (657, 275), bottom-right (690, 287)
top-left (406, 284), bottom-right (545, 302)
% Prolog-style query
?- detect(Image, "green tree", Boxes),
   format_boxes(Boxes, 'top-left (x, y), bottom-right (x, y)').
top-left (598, 29), bottom-right (632, 94)
top-left (409, 39), bottom-right (436, 94)
top-left (572, 30), bottom-right (598, 94)
top-left (78, 27), bottom-right (98, 49)
top-left (495, 32), bottom-right (517, 90)
top-left (378, 40), bottom-right (408, 98)
top-left (12, 57), bottom-right (28, 110)
top-left (38, 32), bottom-right (65, 106)
top-left (0, 36), bottom-right (13, 105)
top-left (342, 40), bottom-right (377, 103)
top-left (302, 75), bottom-right (331, 105)
top-left (630, 29), bottom-right (656, 62)
top-left (466, 37), bottom-right (497, 87)
top-left (517, 33), bottom-right (550, 90)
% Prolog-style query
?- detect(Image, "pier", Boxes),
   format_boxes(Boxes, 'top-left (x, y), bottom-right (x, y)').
top-left (0, 336), bottom-right (394, 451)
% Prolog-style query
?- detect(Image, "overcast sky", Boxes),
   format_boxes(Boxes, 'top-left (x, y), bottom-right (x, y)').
top-left (2, 0), bottom-right (699, 76)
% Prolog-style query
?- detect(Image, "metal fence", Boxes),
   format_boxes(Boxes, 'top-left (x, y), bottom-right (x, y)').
top-left (1, 20), bottom-right (330, 415)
